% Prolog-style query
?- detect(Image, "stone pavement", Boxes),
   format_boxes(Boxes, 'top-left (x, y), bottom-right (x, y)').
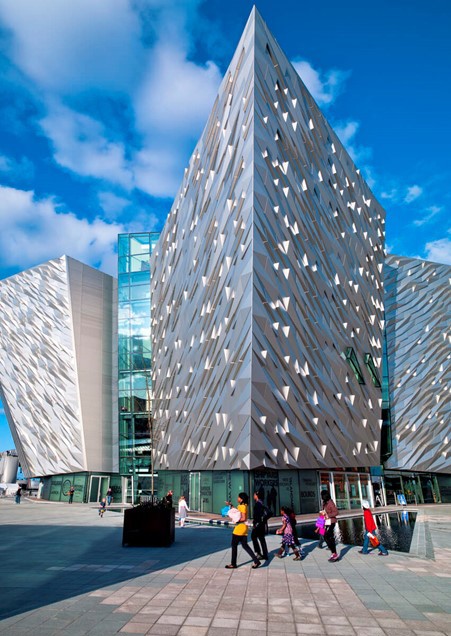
top-left (1, 498), bottom-right (451, 636)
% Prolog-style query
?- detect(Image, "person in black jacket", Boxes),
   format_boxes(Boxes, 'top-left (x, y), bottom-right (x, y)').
top-left (251, 492), bottom-right (269, 560)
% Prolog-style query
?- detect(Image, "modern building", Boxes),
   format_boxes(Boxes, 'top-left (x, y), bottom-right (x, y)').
top-left (0, 450), bottom-right (18, 483)
top-left (0, 10), bottom-right (449, 513)
top-left (383, 255), bottom-right (451, 503)
top-left (0, 255), bottom-right (118, 503)
top-left (150, 8), bottom-right (386, 513)
top-left (118, 232), bottom-right (160, 503)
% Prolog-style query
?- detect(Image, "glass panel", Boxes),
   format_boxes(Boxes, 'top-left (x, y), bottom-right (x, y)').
top-left (343, 347), bottom-right (365, 384)
top-left (333, 473), bottom-right (348, 509)
top-left (200, 472), bottom-right (213, 513)
top-left (364, 353), bottom-right (382, 387)
top-left (130, 271), bottom-right (151, 285)
top-left (89, 477), bottom-right (100, 503)
top-left (118, 234), bottom-right (129, 258)
top-left (348, 474), bottom-right (360, 509)
top-left (130, 285), bottom-right (151, 301)
top-left (212, 471), bottom-right (228, 515)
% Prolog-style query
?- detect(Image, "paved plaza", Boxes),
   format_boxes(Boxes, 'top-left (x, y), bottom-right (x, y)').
top-left (1, 499), bottom-right (451, 635)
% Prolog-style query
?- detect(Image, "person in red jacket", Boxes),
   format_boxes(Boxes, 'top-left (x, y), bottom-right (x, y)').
top-left (359, 500), bottom-right (389, 555)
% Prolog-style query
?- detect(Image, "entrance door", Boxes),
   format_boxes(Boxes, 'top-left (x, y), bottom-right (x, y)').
top-left (89, 476), bottom-right (110, 503)
top-left (122, 476), bottom-right (134, 504)
top-left (189, 472), bottom-right (201, 511)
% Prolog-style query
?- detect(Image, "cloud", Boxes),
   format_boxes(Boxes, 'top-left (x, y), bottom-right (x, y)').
top-left (404, 184), bottom-right (423, 203)
top-left (0, 153), bottom-right (34, 184)
top-left (98, 191), bottom-right (132, 219)
top-left (40, 103), bottom-right (133, 189)
top-left (0, 1), bottom-right (223, 200)
top-left (0, 185), bottom-right (124, 275)
top-left (333, 120), bottom-right (373, 166)
top-left (413, 205), bottom-right (442, 227)
top-left (132, 41), bottom-right (222, 197)
top-left (0, 0), bottom-right (144, 94)
top-left (424, 235), bottom-right (451, 265)
top-left (292, 59), bottom-right (350, 106)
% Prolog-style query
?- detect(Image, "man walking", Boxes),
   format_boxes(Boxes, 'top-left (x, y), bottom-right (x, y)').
top-left (251, 491), bottom-right (269, 561)
top-left (68, 485), bottom-right (75, 504)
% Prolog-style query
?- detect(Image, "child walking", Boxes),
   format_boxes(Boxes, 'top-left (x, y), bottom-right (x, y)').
top-left (315, 510), bottom-right (326, 548)
top-left (276, 506), bottom-right (302, 560)
top-left (98, 498), bottom-right (106, 517)
top-left (178, 495), bottom-right (190, 527)
top-left (359, 500), bottom-right (389, 555)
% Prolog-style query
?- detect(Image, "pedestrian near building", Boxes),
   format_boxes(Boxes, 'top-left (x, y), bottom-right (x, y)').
top-left (276, 506), bottom-right (302, 560)
top-left (321, 490), bottom-right (340, 562)
top-left (315, 510), bottom-right (326, 548)
top-left (178, 495), bottom-right (190, 527)
top-left (15, 486), bottom-right (22, 504)
top-left (106, 487), bottom-right (113, 506)
top-left (225, 492), bottom-right (261, 569)
top-left (251, 492), bottom-right (269, 560)
top-left (98, 498), bottom-right (106, 517)
top-left (67, 485), bottom-right (75, 504)
top-left (359, 500), bottom-right (389, 555)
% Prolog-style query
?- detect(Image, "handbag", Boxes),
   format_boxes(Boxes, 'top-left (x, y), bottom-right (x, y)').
top-left (368, 533), bottom-right (380, 548)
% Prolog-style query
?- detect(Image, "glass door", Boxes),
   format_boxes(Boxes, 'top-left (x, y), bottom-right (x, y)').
top-left (189, 472), bottom-right (201, 511)
top-left (88, 476), bottom-right (110, 503)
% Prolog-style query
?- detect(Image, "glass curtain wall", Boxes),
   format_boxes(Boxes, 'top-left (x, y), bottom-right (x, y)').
top-left (118, 233), bottom-right (159, 503)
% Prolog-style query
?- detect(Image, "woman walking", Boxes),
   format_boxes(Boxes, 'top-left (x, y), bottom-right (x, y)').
top-left (321, 490), bottom-right (340, 562)
top-left (359, 500), bottom-right (389, 555)
top-left (178, 495), bottom-right (190, 527)
top-left (224, 493), bottom-right (261, 569)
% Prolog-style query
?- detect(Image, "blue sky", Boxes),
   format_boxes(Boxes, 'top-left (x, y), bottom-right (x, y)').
top-left (0, 0), bottom-right (450, 452)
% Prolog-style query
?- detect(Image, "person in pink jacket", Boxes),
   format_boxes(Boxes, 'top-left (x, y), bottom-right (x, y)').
top-left (321, 490), bottom-right (340, 562)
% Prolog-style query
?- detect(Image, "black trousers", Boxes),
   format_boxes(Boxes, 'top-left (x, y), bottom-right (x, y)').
top-left (324, 523), bottom-right (337, 553)
top-left (231, 534), bottom-right (259, 566)
top-left (251, 523), bottom-right (268, 558)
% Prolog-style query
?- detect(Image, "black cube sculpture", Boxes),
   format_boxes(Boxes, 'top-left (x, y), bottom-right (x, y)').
top-left (122, 501), bottom-right (175, 547)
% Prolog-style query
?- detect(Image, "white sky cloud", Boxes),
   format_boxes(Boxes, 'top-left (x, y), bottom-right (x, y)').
top-left (405, 184), bottom-right (423, 203)
top-left (413, 205), bottom-right (442, 227)
top-left (333, 120), bottom-right (373, 167)
top-left (40, 103), bottom-right (133, 189)
top-left (424, 235), bottom-right (451, 265)
top-left (0, 185), bottom-right (123, 275)
top-left (292, 59), bottom-right (350, 106)
top-left (0, 0), bottom-right (144, 94)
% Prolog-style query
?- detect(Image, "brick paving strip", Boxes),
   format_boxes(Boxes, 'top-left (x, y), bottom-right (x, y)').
top-left (0, 500), bottom-right (450, 635)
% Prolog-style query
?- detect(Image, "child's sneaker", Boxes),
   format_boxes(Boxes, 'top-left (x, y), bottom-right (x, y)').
top-left (328, 553), bottom-right (340, 562)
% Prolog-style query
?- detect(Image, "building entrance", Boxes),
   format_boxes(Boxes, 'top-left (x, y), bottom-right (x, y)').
top-left (88, 475), bottom-right (109, 503)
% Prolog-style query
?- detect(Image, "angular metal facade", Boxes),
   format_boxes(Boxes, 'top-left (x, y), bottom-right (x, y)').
top-left (385, 255), bottom-right (451, 473)
top-left (151, 9), bottom-right (386, 472)
top-left (0, 256), bottom-right (118, 477)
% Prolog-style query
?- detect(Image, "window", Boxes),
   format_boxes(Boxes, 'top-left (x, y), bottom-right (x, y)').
top-left (364, 353), bottom-right (381, 388)
top-left (343, 347), bottom-right (365, 384)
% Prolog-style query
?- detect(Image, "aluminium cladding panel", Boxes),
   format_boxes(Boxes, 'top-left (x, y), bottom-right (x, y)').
top-left (249, 13), bottom-right (385, 470)
top-left (66, 257), bottom-right (118, 473)
top-left (151, 8), bottom-right (385, 472)
top-left (150, 13), bottom-right (256, 471)
top-left (0, 257), bottom-right (86, 477)
top-left (384, 255), bottom-right (451, 473)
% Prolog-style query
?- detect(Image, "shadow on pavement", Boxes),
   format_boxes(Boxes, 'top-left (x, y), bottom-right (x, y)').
top-left (0, 520), bottom-right (231, 620)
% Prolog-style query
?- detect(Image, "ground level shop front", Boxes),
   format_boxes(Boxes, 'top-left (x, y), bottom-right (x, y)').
top-left (156, 469), bottom-right (376, 515)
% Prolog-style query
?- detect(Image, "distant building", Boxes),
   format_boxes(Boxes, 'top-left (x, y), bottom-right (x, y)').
top-left (0, 450), bottom-right (18, 483)
top-left (383, 255), bottom-right (451, 503)
top-left (0, 256), bottom-right (118, 503)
